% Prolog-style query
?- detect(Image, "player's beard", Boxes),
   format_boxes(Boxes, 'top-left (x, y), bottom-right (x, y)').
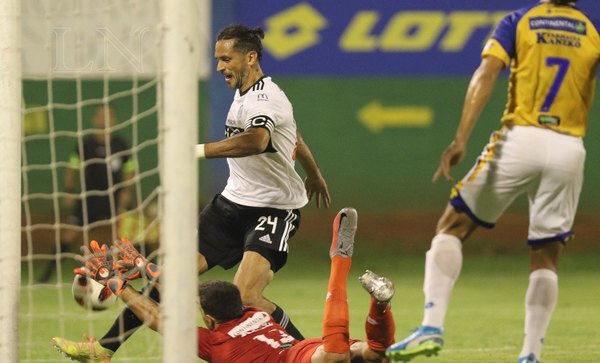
top-left (235, 68), bottom-right (250, 90)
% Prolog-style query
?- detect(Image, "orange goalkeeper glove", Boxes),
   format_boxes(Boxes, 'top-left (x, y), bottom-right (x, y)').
top-left (74, 240), bottom-right (113, 284)
top-left (75, 240), bottom-right (128, 296)
top-left (112, 237), bottom-right (160, 281)
top-left (106, 277), bottom-right (128, 296)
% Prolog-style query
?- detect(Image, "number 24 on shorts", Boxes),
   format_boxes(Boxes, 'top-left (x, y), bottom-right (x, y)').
top-left (256, 216), bottom-right (278, 234)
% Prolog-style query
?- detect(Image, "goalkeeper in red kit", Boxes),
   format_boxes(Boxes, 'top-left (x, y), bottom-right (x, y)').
top-left (53, 208), bottom-right (396, 363)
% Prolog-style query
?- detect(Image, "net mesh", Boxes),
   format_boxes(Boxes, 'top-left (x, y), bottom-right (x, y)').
top-left (21, 1), bottom-right (164, 361)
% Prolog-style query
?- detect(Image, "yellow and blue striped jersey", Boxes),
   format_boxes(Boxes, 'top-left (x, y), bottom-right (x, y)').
top-left (482, 0), bottom-right (600, 137)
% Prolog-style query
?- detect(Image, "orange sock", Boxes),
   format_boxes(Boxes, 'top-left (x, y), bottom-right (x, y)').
top-left (322, 256), bottom-right (351, 354)
top-left (365, 298), bottom-right (395, 351)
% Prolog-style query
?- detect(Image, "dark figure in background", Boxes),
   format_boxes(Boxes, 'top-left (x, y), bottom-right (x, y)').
top-left (38, 105), bottom-right (135, 283)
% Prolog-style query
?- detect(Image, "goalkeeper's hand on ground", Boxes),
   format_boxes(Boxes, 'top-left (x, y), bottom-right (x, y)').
top-left (111, 237), bottom-right (160, 281)
top-left (74, 240), bottom-right (128, 296)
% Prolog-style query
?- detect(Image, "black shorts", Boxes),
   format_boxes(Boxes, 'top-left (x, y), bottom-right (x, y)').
top-left (69, 196), bottom-right (114, 226)
top-left (198, 194), bottom-right (301, 272)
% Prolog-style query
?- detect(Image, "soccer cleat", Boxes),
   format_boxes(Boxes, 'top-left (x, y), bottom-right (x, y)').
top-left (386, 325), bottom-right (443, 362)
top-left (52, 335), bottom-right (114, 363)
top-left (518, 353), bottom-right (541, 363)
top-left (330, 207), bottom-right (357, 259)
top-left (359, 270), bottom-right (395, 303)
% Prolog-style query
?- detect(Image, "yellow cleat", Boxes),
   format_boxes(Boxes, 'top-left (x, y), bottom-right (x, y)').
top-left (52, 335), bottom-right (114, 363)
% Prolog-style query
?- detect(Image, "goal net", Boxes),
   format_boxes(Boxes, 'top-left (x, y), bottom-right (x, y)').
top-left (1, 0), bottom-right (210, 361)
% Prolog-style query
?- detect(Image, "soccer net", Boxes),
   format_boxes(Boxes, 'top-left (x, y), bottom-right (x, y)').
top-left (5, 1), bottom-right (209, 362)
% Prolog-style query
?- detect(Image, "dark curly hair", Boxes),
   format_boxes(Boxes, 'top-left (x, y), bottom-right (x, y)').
top-left (198, 280), bottom-right (244, 323)
top-left (217, 24), bottom-right (265, 61)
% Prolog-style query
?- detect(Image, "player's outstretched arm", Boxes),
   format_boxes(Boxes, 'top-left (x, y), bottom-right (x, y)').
top-left (117, 286), bottom-right (162, 332)
top-left (196, 127), bottom-right (270, 159)
top-left (433, 55), bottom-right (504, 183)
top-left (296, 131), bottom-right (330, 208)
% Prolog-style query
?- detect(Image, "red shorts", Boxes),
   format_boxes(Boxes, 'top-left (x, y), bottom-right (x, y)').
top-left (283, 338), bottom-right (322, 363)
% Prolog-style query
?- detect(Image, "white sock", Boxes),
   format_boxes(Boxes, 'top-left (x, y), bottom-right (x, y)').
top-left (421, 233), bottom-right (463, 328)
top-left (519, 268), bottom-right (558, 359)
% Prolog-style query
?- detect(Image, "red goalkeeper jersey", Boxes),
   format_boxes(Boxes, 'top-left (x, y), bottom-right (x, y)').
top-left (197, 307), bottom-right (313, 363)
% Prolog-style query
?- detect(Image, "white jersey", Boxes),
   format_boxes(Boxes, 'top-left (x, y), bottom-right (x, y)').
top-left (221, 76), bottom-right (308, 209)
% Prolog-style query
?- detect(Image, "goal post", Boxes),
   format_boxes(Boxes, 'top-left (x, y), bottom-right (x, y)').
top-left (160, 0), bottom-right (200, 361)
top-left (0, 0), bottom-right (21, 361)
top-left (10, 0), bottom-right (210, 361)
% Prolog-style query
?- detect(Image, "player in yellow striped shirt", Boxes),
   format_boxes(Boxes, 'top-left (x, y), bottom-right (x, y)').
top-left (387, 1), bottom-right (600, 363)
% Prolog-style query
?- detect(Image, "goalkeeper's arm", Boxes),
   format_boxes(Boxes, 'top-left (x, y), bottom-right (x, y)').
top-left (118, 285), bottom-right (162, 332)
top-left (109, 238), bottom-right (163, 331)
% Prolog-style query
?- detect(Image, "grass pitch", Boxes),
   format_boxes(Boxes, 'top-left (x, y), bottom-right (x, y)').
top-left (20, 242), bottom-right (599, 363)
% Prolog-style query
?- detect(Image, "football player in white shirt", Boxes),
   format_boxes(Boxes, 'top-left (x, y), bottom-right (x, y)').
top-left (193, 24), bottom-right (331, 341)
top-left (52, 24), bottom-right (330, 361)
top-left (197, 25), bottom-right (330, 339)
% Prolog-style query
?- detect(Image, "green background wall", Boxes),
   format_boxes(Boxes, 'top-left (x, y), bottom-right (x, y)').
top-left (276, 76), bottom-right (600, 214)
top-left (22, 77), bottom-right (600, 216)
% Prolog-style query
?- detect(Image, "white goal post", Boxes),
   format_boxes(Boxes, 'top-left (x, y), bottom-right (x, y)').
top-left (0, 0), bottom-right (210, 361)
top-left (160, 0), bottom-right (200, 361)
top-left (0, 0), bottom-right (22, 361)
